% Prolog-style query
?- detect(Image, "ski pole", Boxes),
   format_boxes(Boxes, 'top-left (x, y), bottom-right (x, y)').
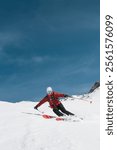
top-left (71, 97), bottom-right (92, 103)
top-left (36, 109), bottom-right (45, 114)
top-left (64, 96), bottom-right (89, 102)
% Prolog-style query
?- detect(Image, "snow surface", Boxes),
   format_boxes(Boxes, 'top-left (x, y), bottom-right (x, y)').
top-left (0, 88), bottom-right (100, 150)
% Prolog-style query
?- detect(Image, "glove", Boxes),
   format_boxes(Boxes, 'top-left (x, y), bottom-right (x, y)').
top-left (34, 106), bottom-right (38, 110)
top-left (64, 94), bottom-right (71, 97)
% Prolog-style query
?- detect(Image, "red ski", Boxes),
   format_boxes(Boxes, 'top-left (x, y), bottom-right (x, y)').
top-left (23, 112), bottom-right (83, 122)
top-left (42, 114), bottom-right (56, 119)
top-left (42, 114), bottom-right (66, 121)
top-left (42, 114), bottom-right (82, 122)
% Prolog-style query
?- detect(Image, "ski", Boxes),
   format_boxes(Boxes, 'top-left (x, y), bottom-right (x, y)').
top-left (55, 115), bottom-right (83, 122)
top-left (23, 112), bottom-right (83, 122)
top-left (41, 114), bottom-right (83, 122)
top-left (55, 117), bottom-right (80, 122)
top-left (42, 114), bottom-right (56, 119)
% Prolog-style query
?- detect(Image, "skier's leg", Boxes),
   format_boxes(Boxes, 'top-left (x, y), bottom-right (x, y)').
top-left (53, 107), bottom-right (64, 116)
top-left (58, 103), bottom-right (75, 116)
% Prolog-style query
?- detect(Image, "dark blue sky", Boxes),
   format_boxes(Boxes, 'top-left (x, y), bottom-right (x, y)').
top-left (0, 0), bottom-right (100, 102)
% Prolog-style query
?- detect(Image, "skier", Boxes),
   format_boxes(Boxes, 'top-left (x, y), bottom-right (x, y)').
top-left (34, 87), bottom-right (74, 116)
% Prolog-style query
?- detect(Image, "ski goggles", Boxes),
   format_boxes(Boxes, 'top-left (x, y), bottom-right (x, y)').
top-left (47, 90), bottom-right (52, 94)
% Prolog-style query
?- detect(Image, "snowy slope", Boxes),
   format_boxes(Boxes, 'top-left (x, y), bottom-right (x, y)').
top-left (0, 88), bottom-right (100, 150)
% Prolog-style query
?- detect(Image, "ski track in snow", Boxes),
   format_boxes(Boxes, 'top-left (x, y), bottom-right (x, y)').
top-left (0, 88), bottom-right (100, 150)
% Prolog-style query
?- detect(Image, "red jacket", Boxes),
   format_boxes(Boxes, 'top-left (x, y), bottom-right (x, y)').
top-left (35, 91), bottom-right (65, 108)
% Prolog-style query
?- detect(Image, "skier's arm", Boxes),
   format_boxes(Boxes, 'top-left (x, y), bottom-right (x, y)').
top-left (34, 96), bottom-right (48, 109)
top-left (54, 92), bottom-right (70, 98)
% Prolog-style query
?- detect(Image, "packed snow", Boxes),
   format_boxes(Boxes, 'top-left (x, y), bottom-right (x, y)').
top-left (0, 88), bottom-right (100, 150)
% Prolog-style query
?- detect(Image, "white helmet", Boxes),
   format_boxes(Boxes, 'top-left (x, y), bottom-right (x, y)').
top-left (47, 87), bottom-right (53, 94)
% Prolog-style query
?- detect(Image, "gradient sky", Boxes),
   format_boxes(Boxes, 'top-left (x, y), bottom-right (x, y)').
top-left (0, 0), bottom-right (100, 102)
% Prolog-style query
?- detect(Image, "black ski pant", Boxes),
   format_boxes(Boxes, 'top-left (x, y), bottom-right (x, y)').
top-left (53, 103), bottom-right (74, 116)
